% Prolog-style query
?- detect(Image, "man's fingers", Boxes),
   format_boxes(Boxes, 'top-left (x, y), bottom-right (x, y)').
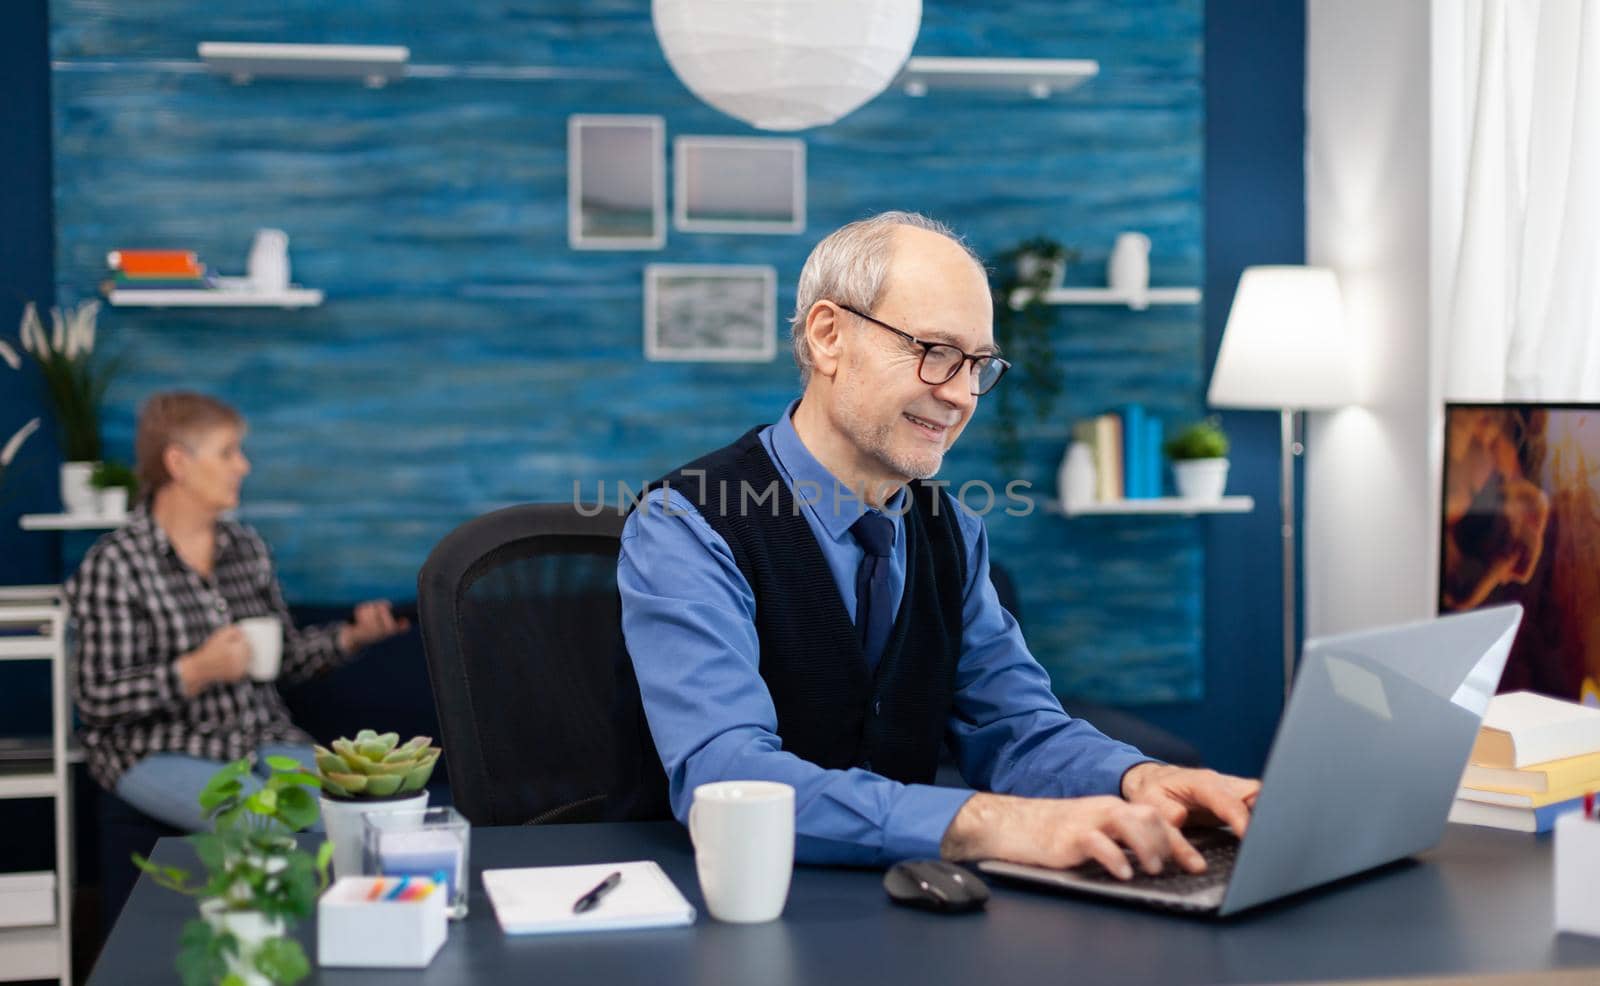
top-left (1080, 830), bottom-right (1133, 880)
top-left (1166, 825), bottom-right (1206, 873)
top-left (1194, 780), bottom-right (1255, 837)
top-left (1109, 808), bottom-right (1171, 875)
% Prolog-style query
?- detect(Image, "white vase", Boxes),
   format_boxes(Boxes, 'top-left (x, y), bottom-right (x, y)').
top-left (200, 899), bottom-right (285, 986)
top-left (1058, 441), bottom-right (1097, 509)
top-left (247, 228), bottom-right (291, 292)
top-left (1108, 231), bottom-right (1152, 309)
top-left (1173, 458), bottom-right (1229, 501)
top-left (1015, 253), bottom-right (1068, 290)
top-left (59, 462), bottom-right (97, 515)
top-left (319, 791), bottom-right (429, 880)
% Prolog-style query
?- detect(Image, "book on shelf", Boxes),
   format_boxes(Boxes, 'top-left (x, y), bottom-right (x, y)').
top-left (106, 249), bottom-right (205, 278)
top-left (1469, 691), bottom-right (1600, 768)
top-left (1074, 408), bottom-right (1172, 504)
top-left (112, 274), bottom-right (214, 290)
top-left (1448, 794), bottom-right (1585, 833)
top-left (1461, 749), bottom-right (1600, 794)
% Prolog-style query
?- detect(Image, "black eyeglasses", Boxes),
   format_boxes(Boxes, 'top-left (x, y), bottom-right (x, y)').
top-left (834, 303), bottom-right (1011, 396)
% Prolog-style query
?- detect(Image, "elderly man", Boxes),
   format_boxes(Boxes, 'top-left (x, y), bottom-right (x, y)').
top-left (612, 211), bottom-right (1258, 877)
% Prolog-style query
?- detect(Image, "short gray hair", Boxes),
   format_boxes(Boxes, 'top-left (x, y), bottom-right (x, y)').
top-left (789, 211), bottom-right (987, 386)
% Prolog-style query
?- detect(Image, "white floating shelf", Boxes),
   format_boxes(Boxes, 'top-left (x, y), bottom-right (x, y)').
top-left (898, 57), bottom-right (1098, 98)
top-left (0, 770), bottom-right (58, 800)
top-left (1009, 286), bottom-right (1203, 310)
top-left (1052, 496), bottom-right (1255, 517)
top-left (19, 512), bottom-right (125, 531)
top-left (199, 42), bottom-right (409, 87)
top-left (108, 288), bottom-right (323, 309)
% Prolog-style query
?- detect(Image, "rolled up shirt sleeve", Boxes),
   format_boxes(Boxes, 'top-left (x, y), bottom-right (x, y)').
top-left (619, 488), bottom-right (974, 866)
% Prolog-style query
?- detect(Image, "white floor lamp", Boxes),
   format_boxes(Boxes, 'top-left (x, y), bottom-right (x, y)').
top-left (1207, 266), bottom-right (1356, 704)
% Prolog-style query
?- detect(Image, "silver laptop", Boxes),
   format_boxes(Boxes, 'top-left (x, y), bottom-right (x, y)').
top-left (978, 604), bottom-right (1523, 917)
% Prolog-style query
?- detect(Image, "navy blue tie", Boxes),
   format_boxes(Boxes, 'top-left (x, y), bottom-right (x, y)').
top-left (850, 512), bottom-right (896, 672)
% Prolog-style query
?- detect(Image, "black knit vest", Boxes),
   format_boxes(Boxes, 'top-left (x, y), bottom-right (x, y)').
top-left (609, 426), bottom-right (967, 820)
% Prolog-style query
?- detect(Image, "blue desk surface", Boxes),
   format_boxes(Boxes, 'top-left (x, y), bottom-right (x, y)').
top-left (91, 821), bottom-right (1600, 985)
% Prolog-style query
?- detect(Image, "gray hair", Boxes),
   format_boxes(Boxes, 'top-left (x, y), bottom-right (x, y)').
top-left (789, 211), bottom-right (987, 386)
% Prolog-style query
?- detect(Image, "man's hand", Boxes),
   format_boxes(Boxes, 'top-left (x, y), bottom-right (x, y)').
top-left (339, 600), bottom-right (409, 654)
top-left (939, 792), bottom-right (1207, 879)
top-left (177, 624), bottom-right (250, 696)
top-left (1120, 762), bottom-right (1261, 837)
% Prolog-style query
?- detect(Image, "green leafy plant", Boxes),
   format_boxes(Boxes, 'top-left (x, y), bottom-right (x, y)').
top-left (1164, 418), bottom-right (1231, 461)
top-left (18, 300), bottom-right (116, 462)
top-left (132, 755), bottom-right (331, 986)
top-left (89, 459), bottom-right (137, 493)
top-left (990, 236), bottom-right (1081, 475)
top-left (315, 731), bottom-right (441, 799)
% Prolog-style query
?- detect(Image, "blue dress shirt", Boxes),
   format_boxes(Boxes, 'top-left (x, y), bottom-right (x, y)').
top-left (618, 401), bottom-right (1153, 865)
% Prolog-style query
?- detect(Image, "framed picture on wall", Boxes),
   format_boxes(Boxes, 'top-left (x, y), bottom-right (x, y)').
top-left (674, 136), bottom-right (806, 234)
top-left (568, 115), bottom-right (666, 250)
top-left (644, 264), bottom-right (777, 362)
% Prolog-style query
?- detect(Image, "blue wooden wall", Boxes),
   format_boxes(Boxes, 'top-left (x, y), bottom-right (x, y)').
top-left (45, 0), bottom-right (1207, 704)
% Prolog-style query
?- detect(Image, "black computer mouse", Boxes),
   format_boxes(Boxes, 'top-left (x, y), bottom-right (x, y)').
top-left (883, 859), bottom-right (991, 913)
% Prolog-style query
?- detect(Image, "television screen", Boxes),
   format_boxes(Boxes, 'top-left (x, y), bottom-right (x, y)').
top-left (1440, 403), bottom-right (1600, 706)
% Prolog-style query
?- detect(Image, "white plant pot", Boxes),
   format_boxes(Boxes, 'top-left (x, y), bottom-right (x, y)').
top-left (319, 791), bottom-right (429, 880)
top-left (97, 486), bottom-right (128, 518)
top-left (1173, 458), bottom-right (1230, 501)
top-left (59, 461), bottom-right (97, 515)
top-left (200, 899), bottom-right (285, 986)
top-left (1015, 253), bottom-right (1068, 290)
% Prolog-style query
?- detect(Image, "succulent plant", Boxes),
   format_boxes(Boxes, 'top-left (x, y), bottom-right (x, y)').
top-left (314, 730), bottom-right (440, 799)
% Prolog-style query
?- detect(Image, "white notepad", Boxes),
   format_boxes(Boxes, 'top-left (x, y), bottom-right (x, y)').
top-left (482, 860), bottom-right (696, 934)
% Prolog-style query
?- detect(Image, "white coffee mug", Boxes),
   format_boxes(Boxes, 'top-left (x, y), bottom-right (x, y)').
top-left (237, 616), bottom-right (283, 681)
top-left (689, 780), bottom-right (795, 923)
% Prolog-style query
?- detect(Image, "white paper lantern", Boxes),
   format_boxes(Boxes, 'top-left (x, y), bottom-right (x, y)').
top-left (652, 0), bottom-right (922, 132)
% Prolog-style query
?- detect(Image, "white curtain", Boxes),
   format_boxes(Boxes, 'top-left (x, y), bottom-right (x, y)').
top-left (1445, 0), bottom-right (1600, 400)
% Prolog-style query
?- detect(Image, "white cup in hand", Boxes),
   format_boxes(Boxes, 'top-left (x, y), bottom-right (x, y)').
top-left (689, 780), bottom-right (795, 923)
top-left (237, 616), bottom-right (283, 681)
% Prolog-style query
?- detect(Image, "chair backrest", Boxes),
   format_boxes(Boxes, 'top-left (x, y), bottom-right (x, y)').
top-left (417, 503), bottom-right (626, 826)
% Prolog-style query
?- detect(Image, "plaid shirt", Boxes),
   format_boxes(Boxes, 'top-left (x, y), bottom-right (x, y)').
top-left (65, 506), bottom-right (350, 790)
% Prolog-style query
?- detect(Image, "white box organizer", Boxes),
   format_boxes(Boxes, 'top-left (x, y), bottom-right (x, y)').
top-left (0, 871), bottom-right (55, 928)
top-left (1554, 811), bottom-right (1600, 938)
top-left (317, 876), bottom-right (446, 968)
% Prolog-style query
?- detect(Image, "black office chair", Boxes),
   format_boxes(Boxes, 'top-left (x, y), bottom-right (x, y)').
top-left (416, 503), bottom-right (626, 827)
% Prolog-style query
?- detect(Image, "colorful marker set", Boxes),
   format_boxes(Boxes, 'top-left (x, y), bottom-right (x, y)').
top-left (364, 874), bottom-right (443, 903)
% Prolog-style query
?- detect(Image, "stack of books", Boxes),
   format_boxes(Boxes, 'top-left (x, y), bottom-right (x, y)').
top-left (1451, 691), bottom-right (1600, 833)
top-left (105, 249), bottom-right (213, 291)
top-left (1070, 403), bottom-right (1166, 502)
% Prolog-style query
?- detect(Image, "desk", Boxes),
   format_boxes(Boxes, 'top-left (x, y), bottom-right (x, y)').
top-left (91, 822), bottom-right (1600, 985)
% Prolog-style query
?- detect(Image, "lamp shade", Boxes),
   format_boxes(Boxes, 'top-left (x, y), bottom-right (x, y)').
top-left (652, 0), bottom-right (922, 132)
top-left (1207, 266), bottom-right (1357, 410)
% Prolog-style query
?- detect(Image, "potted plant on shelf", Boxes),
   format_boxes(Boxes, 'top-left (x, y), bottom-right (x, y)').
top-left (1164, 417), bottom-right (1231, 501)
top-left (89, 459), bottom-right (137, 518)
top-left (132, 755), bottom-right (330, 986)
top-left (990, 236), bottom-right (1081, 475)
top-left (17, 300), bottom-right (116, 515)
top-left (315, 731), bottom-right (441, 878)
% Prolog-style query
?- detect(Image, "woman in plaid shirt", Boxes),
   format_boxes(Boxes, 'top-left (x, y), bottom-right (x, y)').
top-left (65, 392), bottom-right (408, 831)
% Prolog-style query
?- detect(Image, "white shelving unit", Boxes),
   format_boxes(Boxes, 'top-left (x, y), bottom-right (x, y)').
top-left (897, 56), bottom-right (1099, 99)
top-left (1050, 495), bottom-right (1255, 517)
top-left (20, 513), bottom-right (123, 532)
top-left (1008, 286), bottom-right (1203, 310)
top-left (0, 593), bottom-right (74, 984)
top-left (108, 287), bottom-right (323, 308)
top-left (198, 42), bottom-right (409, 88)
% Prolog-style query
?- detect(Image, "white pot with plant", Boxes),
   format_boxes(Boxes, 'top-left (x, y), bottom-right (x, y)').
top-left (89, 460), bottom-right (136, 519)
top-left (316, 731), bottom-right (442, 878)
top-left (18, 301), bottom-right (114, 514)
top-left (133, 755), bottom-right (331, 986)
top-left (1165, 418), bottom-right (1231, 501)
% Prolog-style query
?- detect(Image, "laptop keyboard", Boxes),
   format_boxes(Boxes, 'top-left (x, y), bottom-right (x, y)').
top-left (1068, 828), bottom-right (1239, 900)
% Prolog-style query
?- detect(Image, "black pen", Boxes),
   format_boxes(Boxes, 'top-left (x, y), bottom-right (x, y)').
top-left (572, 870), bottom-right (622, 913)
